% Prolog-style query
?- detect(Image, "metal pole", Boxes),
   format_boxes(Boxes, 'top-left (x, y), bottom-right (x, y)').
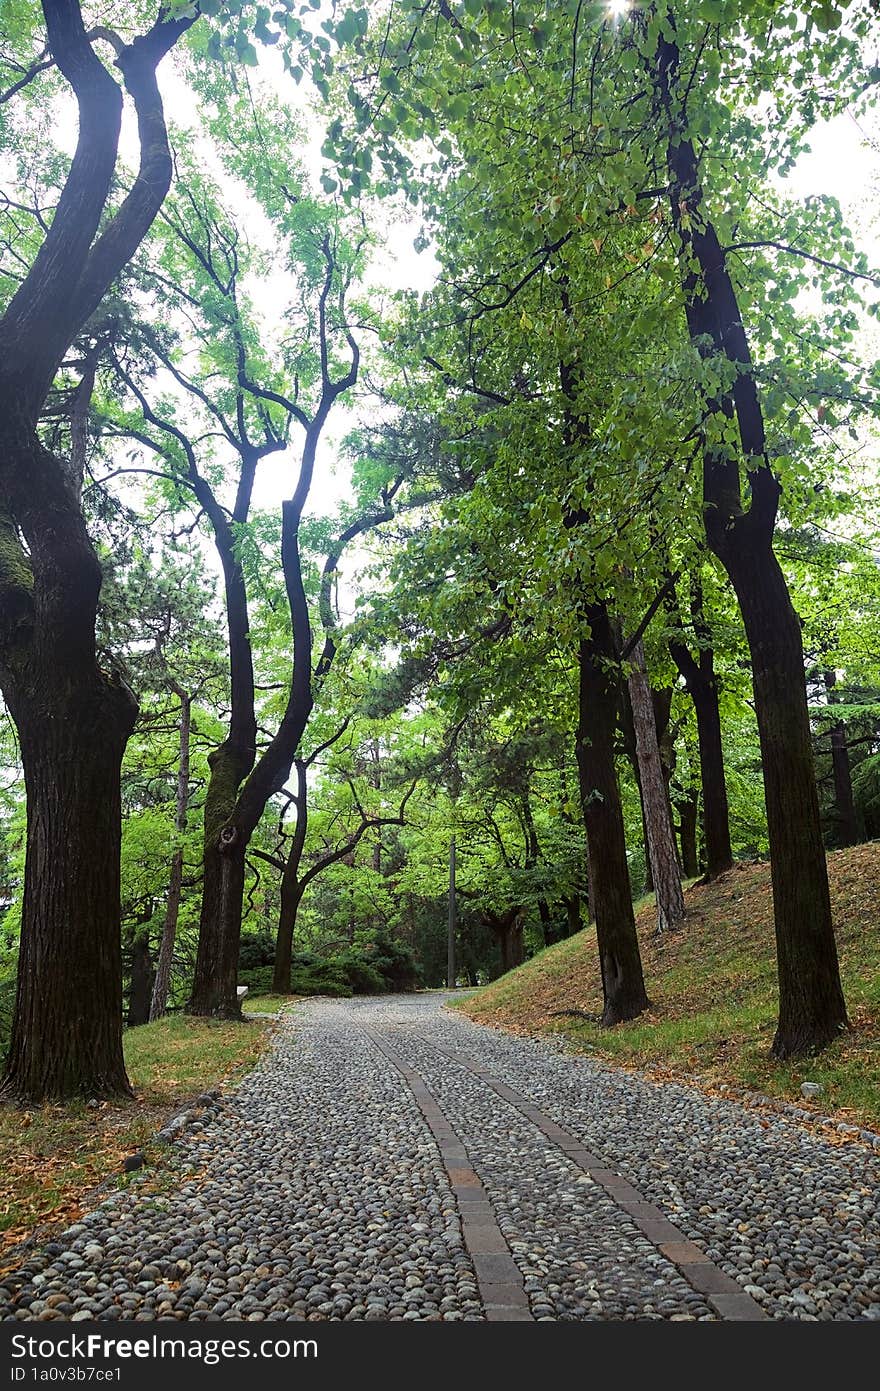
top-left (447, 834), bottom-right (456, 989)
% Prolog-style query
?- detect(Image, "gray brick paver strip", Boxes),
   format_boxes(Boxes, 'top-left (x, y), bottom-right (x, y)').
top-left (379, 1022), bottom-right (713, 1321)
top-left (361, 1025), bottom-right (534, 1322)
top-left (419, 1034), bottom-right (768, 1323)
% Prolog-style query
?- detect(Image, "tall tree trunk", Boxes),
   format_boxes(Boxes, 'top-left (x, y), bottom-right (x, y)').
top-left (618, 681), bottom-right (653, 894)
top-left (538, 898), bottom-right (562, 947)
top-left (1, 671), bottom-right (137, 1100)
top-left (823, 669), bottom-right (859, 847)
top-left (655, 689), bottom-right (680, 848)
top-left (727, 552), bottom-right (847, 1051)
top-left (0, 7), bottom-right (189, 1102)
top-left (521, 793), bottom-right (558, 945)
top-left (150, 691), bottom-right (191, 1020)
top-left (188, 749), bottom-right (249, 1019)
top-left (273, 874), bottom-right (306, 995)
top-left (576, 607), bottom-right (649, 1024)
top-left (127, 933), bottom-right (153, 1028)
top-left (678, 789), bottom-right (700, 879)
top-left (273, 759), bottom-right (308, 994)
top-left (667, 578), bottom-right (733, 879)
top-left (488, 908), bottom-right (524, 975)
top-left (506, 918), bottom-right (524, 972)
top-left (628, 638), bottom-right (686, 933)
top-left (563, 894), bottom-right (583, 938)
top-left (639, 793), bottom-right (654, 895)
top-left (691, 681), bottom-right (734, 879)
top-left (657, 30), bottom-right (847, 1056)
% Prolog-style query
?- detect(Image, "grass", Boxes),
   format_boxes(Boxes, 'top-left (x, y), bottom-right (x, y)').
top-left (457, 842), bottom-right (880, 1135)
top-left (0, 1013), bottom-right (272, 1264)
top-left (241, 993), bottom-right (296, 1016)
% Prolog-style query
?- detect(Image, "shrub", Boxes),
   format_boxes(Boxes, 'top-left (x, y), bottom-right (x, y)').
top-left (238, 928), bottom-right (277, 972)
top-left (237, 935), bottom-right (420, 998)
top-left (334, 950), bottom-right (386, 995)
top-left (368, 932), bottom-right (420, 992)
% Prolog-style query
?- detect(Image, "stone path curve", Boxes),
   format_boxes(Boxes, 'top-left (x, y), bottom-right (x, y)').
top-left (1, 993), bottom-right (878, 1322)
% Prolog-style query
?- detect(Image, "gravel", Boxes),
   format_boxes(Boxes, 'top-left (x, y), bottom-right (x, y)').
top-left (2, 993), bottom-right (877, 1322)
top-left (358, 993), bottom-right (879, 1322)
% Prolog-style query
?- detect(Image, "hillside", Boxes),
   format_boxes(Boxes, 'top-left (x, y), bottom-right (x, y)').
top-left (457, 842), bottom-right (880, 1133)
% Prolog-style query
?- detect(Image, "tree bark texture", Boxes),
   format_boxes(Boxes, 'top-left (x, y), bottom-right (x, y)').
top-left (1, 666), bottom-right (136, 1099)
top-left (150, 692), bottom-right (191, 1020)
top-left (627, 639), bottom-right (686, 933)
top-left (563, 894), bottom-right (583, 938)
top-left (127, 934), bottom-right (153, 1028)
top-left (823, 669), bottom-right (859, 847)
top-left (0, 5), bottom-right (192, 1100)
top-left (728, 551), bottom-right (849, 1053)
top-left (273, 762), bottom-right (309, 995)
top-left (273, 876), bottom-right (306, 995)
top-left (576, 607), bottom-right (649, 1025)
top-left (658, 29), bottom-right (847, 1055)
top-left (667, 580), bottom-right (733, 879)
top-left (678, 789), bottom-right (700, 879)
top-left (485, 908), bottom-right (525, 976)
top-left (188, 743), bottom-right (252, 1018)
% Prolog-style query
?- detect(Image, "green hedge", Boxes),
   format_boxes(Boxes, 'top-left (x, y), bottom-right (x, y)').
top-left (239, 934), bottom-right (419, 999)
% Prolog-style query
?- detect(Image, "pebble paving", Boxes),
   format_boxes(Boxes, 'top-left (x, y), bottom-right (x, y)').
top-left (1, 993), bottom-right (878, 1322)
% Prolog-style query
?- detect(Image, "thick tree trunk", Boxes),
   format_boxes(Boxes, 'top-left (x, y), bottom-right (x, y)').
top-left (0, 8), bottom-right (188, 1102)
top-left (728, 550), bottom-right (848, 1054)
top-left (504, 921), bottom-right (524, 972)
top-left (150, 691), bottom-right (191, 1020)
top-left (499, 916), bottom-right (524, 974)
top-left (576, 607), bottom-right (649, 1025)
top-left (628, 639), bottom-right (686, 933)
top-left (823, 669), bottom-right (859, 847)
top-left (1, 674), bottom-right (137, 1100)
top-left (667, 580), bottom-right (733, 880)
top-left (563, 894), bottom-right (583, 938)
top-left (691, 680), bottom-right (734, 879)
top-left (188, 742), bottom-right (251, 1018)
top-left (829, 724), bottom-right (859, 847)
top-left (639, 794), bottom-right (654, 895)
top-left (127, 934), bottom-right (153, 1028)
top-left (483, 908), bottom-right (524, 975)
top-left (273, 870), bottom-right (305, 994)
top-left (539, 899), bottom-right (565, 947)
top-left (658, 29), bottom-right (847, 1056)
top-left (678, 790), bottom-right (700, 879)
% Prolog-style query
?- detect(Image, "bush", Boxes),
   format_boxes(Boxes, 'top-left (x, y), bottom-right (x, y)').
top-left (237, 964), bottom-right (275, 994)
top-left (238, 958), bottom-right (354, 998)
top-left (238, 935), bottom-right (420, 998)
top-left (368, 931), bottom-right (420, 992)
top-left (334, 950), bottom-right (386, 996)
top-left (238, 928), bottom-right (277, 972)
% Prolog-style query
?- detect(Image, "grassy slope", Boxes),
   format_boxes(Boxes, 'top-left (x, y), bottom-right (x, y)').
top-left (0, 1012), bottom-right (283, 1263)
top-left (458, 842), bottom-right (880, 1133)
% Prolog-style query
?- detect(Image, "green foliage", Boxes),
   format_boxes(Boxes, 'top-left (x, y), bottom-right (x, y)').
top-left (239, 932), bottom-right (418, 998)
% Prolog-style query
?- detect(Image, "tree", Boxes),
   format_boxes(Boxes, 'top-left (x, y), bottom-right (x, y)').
top-left (626, 635), bottom-right (686, 933)
top-left (149, 682), bottom-right (192, 1020)
top-left (262, 741), bottom-right (415, 994)
top-left (321, 0), bottom-right (878, 1054)
top-left (0, 1), bottom-right (194, 1101)
top-left (652, 14), bottom-right (849, 1054)
top-left (577, 609), bottom-right (650, 1022)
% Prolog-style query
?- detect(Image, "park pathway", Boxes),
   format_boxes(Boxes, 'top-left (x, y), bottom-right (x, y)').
top-left (2, 993), bottom-right (878, 1322)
